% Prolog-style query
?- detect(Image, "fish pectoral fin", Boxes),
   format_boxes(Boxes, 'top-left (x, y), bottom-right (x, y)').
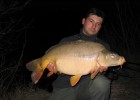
top-left (47, 71), bottom-right (54, 77)
top-left (70, 75), bottom-right (82, 86)
top-left (91, 68), bottom-right (100, 79)
top-left (31, 69), bottom-right (44, 84)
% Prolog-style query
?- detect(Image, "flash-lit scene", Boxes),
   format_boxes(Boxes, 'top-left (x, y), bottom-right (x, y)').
top-left (0, 0), bottom-right (140, 100)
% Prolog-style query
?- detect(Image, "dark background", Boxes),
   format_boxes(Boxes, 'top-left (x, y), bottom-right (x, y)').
top-left (24, 0), bottom-right (140, 58)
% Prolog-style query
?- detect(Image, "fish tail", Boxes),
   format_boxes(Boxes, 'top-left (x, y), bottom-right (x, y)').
top-left (26, 58), bottom-right (41, 71)
top-left (26, 58), bottom-right (44, 84)
top-left (31, 65), bottom-right (44, 84)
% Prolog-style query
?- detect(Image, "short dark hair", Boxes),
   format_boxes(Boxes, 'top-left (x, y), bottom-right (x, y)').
top-left (84, 8), bottom-right (105, 19)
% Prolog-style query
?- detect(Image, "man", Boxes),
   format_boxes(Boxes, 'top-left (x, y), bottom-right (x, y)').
top-left (48, 8), bottom-right (111, 100)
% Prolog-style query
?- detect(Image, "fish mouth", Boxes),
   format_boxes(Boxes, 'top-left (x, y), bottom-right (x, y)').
top-left (118, 57), bottom-right (126, 65)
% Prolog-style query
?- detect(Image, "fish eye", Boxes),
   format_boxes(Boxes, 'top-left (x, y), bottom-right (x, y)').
top-left (110, 54), bottom-right (115, 58)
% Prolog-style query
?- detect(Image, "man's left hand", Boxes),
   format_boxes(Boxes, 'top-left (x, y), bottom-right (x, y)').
top-left (100, 66), bottom-right (108, 72)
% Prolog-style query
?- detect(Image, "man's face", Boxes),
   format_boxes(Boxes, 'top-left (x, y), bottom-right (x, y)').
top-left (82, 15), bottom-right (103, 36)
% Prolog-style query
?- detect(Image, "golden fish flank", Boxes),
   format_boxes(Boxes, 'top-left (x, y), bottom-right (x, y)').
top-left (26, 40), bottom-right (126, 86)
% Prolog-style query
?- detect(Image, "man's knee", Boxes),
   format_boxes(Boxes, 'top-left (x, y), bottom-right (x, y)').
top-left (89, 75), bottom-right (111, 93)
top-left (48, 88), bottom-right (76, 100)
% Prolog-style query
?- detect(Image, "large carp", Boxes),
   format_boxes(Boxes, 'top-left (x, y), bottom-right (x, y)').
top-left (26, 40), bottom-right (125, 86)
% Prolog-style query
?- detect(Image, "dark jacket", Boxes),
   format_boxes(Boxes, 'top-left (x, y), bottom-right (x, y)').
top-left (52, 29), bottom-right (110, 88)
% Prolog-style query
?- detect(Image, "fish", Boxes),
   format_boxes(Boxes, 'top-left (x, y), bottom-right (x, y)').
top-left (26, 40), bottom-right (126, 86)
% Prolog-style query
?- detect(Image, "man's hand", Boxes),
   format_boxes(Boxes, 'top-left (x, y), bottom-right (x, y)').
top-left (99, 66), bottom-right (108, 72)
top-left (47, 63), bottom-right (57, 73)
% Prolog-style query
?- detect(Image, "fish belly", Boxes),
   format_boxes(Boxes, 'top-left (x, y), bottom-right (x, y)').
top-left (56, 56), bottom-right (97, 75)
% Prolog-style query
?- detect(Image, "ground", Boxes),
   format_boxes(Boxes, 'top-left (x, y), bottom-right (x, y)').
top-left (110, 68), bottom-right (140, 100)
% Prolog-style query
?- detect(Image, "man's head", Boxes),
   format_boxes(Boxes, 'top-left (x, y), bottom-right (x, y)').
top-left (82, 8), bottom-right (105, 36)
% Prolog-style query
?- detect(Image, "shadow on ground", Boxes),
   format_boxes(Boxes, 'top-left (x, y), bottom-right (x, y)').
top-left (110, 68), bottom-right (140, 100)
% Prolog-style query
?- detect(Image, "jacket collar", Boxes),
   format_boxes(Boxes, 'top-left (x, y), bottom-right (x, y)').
top-left (78, 28), bottom-right (97, 42)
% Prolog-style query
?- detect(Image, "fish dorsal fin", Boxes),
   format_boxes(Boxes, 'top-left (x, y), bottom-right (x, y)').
top-left (70, 75), bottom-right (82, 86)
top-left (91, 68), bottom-right (100, 79)
top-left (47, 71), bottom-right (54, 77)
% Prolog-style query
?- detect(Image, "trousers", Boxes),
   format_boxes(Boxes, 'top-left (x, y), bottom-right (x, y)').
top-left (48, 74), bottom-right (111, 100)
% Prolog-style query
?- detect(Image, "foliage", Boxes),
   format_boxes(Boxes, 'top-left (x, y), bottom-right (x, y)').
top-left (0, 0), bottom-right (33, 96)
